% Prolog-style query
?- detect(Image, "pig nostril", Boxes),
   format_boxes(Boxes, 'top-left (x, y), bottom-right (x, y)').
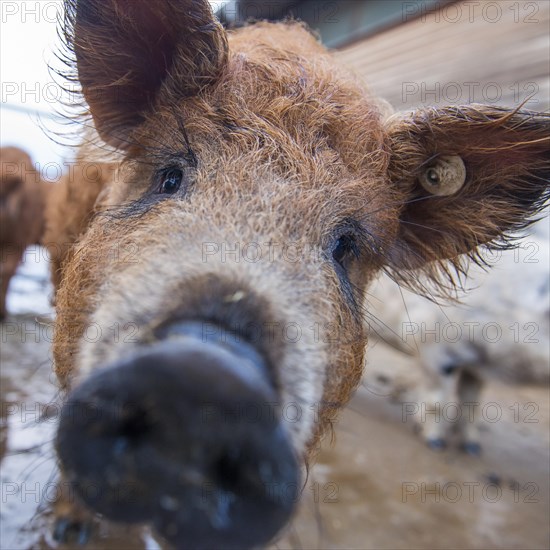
top-left (117, 405), bottom-right (153, 442)
top-left (214, 450), bottom-right (243, 493)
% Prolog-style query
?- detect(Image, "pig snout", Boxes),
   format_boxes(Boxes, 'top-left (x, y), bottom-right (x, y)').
top-left (55, 322), bottom-right (299, 550)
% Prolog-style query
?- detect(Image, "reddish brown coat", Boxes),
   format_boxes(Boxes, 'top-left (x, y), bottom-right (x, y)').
top-left (0, 147), bottom-right (49, 318)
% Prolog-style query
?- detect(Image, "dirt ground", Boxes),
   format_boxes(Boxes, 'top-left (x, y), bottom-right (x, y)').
top-left (1, 252), bottom-right (548, 549)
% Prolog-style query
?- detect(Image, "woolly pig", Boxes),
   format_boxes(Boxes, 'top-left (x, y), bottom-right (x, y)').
top-left (47, 1), bottom-right (550, 547)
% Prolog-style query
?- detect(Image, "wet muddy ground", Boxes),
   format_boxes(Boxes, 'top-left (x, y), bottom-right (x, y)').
top-left (1, 250), bottom-right (548, 549)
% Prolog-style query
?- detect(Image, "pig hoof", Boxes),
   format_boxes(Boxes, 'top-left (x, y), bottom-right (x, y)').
top-left (426, 437), bottom-right (447, 451)
top-left (462, 441), bottom-right (482, 456)
top-left (52, 517), bottom-right (93, 546)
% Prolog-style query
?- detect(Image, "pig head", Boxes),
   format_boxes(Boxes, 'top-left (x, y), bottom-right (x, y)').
top-left (50, 0), bottom-right (550, 548)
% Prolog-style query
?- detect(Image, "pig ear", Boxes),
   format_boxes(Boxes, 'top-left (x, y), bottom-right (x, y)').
top-left (64, 0), bottom-right (228, 147)
top-left (385, 105), bottom-right (549, 284)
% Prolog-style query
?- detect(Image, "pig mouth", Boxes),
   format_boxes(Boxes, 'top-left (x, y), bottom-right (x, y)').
top-left (55, 322), bottom-right (299, 550)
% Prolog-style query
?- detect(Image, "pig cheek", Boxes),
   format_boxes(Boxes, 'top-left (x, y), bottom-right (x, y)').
top-left (312, 294), bottom-right (367, 447)
top-left (54, 208), bottom-right (173, 385)
top-left (53, 225), bottom-right (126, 387)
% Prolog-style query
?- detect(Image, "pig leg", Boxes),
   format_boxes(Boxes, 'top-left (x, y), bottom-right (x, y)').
top-left (0, 245), bottom-right (23, 320)
top-left (457, 368), bottom-right (484, 455)
top-left (416, 360), bottom-right (461, 451)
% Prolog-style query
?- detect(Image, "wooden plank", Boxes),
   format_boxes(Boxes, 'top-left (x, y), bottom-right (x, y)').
top-left (335, 0), bottom-right (550, 110)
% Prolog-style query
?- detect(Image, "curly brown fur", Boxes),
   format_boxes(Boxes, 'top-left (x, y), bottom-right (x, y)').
top-left (45, 0), bottom-right (549, 543)
top-left (48, 0), bottom-right (550, 450)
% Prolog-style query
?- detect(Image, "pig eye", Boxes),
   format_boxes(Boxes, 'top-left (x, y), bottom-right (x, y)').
top-left (157, 168), bottom-right (183, 194)
top-left (332, 234), bottom-right (359, 270)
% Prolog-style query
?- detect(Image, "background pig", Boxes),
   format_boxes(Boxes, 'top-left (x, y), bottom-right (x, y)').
top-left (0, 147), bottom-right (48, 319)
top-left (43, 150), bottom-right (116, 290)
top-left (46, 0), bottom-right (550, 548)
top-left (368, 230), bottom-right (550, 453)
